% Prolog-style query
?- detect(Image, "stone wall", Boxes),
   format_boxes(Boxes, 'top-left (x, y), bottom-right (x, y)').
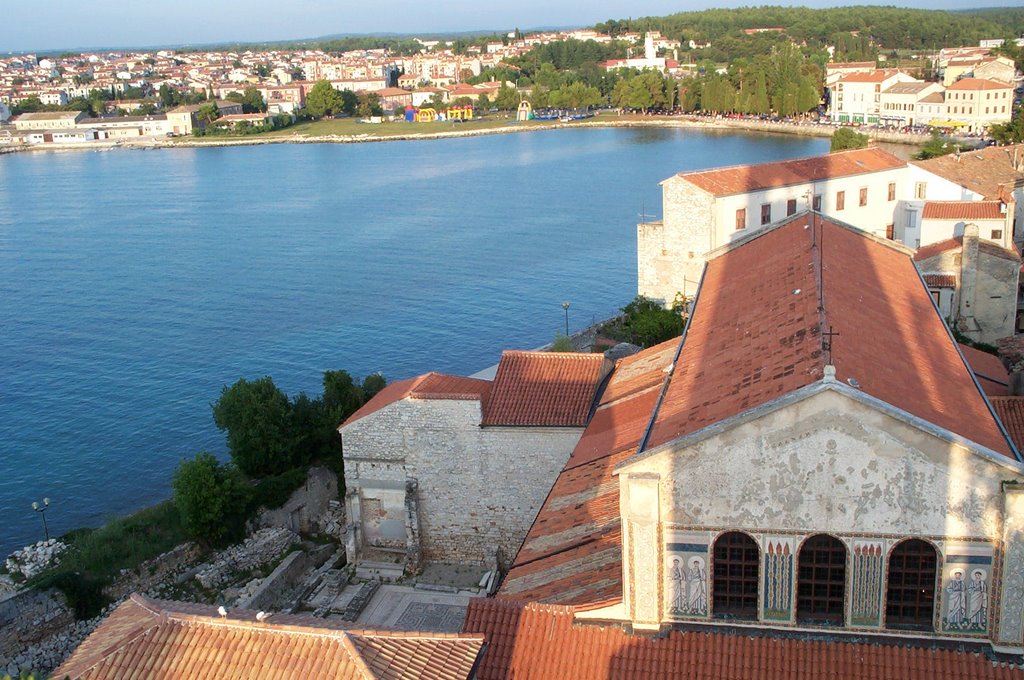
top-left (343, 398), bottom-right (581, 565)
top-left (0, 588), bottom-right (72, 662)
top-left (256, 466), bottom-right (339, 535)
top-left (636, 177), bottom-right (715, 305)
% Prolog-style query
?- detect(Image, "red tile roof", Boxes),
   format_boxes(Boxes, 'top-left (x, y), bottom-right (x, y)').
top-left (481, 351), bottom-right (607, 427)
top-left (923, 273), bottom-right (957, 287)
top-left (836, 69), bottom-right (904, 82)
top-left (914, 234), bottom-right (1021, 264)
top-left (646, 214), bottom-right (1014, 457)
top-left (961, 344), bottom-right (1010, 397)
top-left (462, 597), bottom-right (1024, 680)
top-left (922, 200), bottom-right (1005, 220)
top-left (676, 147), bottom-right (905, 197)
top-left (55, 594), bottom-right (485, 680)
top-left (499, 341), bottom-right (677, 604)
top-left (342, 372), bottom-right (492, 426)
top-left (948, 78), bottom-right (1012, 91)
top-left (991, 397), bottom-right (1024, 451)
top-left (914, 237), bottom-right (960, 261)
top-left (911, 144), bottom-right (1024, 200)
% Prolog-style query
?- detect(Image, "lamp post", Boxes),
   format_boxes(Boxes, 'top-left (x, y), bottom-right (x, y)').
top-left (561, 301), bottom-right (571, 337)
top-left (32, 498), bottom-right (50, 541)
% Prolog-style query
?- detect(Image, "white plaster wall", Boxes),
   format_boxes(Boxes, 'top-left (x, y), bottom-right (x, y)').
top-left (710, 168), bottom-right (903, 242)
top-left (920, 217), bottom-right (1010, 250)
top-left (342, 399), bottom-right (580, 564)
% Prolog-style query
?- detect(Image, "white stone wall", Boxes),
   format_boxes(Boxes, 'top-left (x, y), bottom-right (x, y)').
top-left (342, 398), bottom-right (581, 564)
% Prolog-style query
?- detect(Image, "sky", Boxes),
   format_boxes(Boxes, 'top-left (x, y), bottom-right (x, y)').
top-left (0, 0), bottom-right (1012, 54)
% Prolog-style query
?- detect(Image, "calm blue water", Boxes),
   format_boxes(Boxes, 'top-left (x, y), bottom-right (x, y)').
top-left (0, 127), bottom-right (827, 554)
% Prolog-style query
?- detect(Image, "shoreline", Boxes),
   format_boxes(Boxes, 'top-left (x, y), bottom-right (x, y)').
top-left (0, 114), bottom-right (937, 155)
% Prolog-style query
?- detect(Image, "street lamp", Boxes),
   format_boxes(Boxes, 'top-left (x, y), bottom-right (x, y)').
top-left (32, 498), bottom-right (50, 541)
top-left (561, 301), bottom-right (571, 337)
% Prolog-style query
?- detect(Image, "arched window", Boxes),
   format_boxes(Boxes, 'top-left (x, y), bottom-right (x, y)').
top-left (886, 539), bottom-right (938, 630)
top-left (712, 532), bottom-right (759, 620)
top-left (797, 534), bottom-right (847, 626)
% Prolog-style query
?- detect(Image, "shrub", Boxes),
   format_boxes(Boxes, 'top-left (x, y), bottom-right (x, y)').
top-left (172, 453), bottom-right (252, 546)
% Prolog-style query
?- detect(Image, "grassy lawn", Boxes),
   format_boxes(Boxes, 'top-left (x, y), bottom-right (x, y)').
top-left (29, 500), bottom-right (192, 618)
top-left (262, 115), bottom-right (555, 139)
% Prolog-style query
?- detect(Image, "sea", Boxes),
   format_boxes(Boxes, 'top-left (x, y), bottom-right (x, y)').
top-left (0, 126), bottom-right (828, 555)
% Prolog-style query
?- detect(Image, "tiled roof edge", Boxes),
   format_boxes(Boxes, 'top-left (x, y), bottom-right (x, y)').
top-left (635, 261), bottom-right (705, 455)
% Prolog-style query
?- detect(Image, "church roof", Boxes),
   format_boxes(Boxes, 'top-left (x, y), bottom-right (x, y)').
top-left (672, 147), bottom-right (905, 197)
top-left (502, 213), bottom-right (1016, 608)
top-left (462, 597), bottom-right (1024, 680)
top-left (54, 594), bottom-right (485, 680)
top-left (481, 351), bottom-right (607, 427)
top-left (644, 213), bottom-right (1014, 457)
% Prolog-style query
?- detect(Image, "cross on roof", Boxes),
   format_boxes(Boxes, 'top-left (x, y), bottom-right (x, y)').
top-left (822, 325), bottom-right (840, 365)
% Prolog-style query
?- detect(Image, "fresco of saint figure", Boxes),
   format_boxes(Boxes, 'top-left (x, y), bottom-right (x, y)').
top-left (967, 569), bottom-right (987, 629)
top-left (687, 556), bottom-right (707, 616)
top-left (946, 569), bottom-right (967, 628)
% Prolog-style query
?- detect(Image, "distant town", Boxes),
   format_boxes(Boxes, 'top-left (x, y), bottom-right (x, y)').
top-left (1, 9), bottom-right (1022, 147)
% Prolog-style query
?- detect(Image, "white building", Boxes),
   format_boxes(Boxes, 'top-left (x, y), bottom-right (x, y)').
top-left (638, 147), bottom-right (907, 303)
top-left (829, 69), bottom-right (916, 124)
top-left (878, 81), bottom-right (943, 127)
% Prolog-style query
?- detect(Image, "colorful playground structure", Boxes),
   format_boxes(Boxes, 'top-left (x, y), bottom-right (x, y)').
top-left (404, 105), bottom-right (474, 123)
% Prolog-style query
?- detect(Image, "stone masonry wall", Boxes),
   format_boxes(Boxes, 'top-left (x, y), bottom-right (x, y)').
top-left (0, 588), bottom-right (72, 661)
top-left (342, 398), bottom-right (581, 565)
top-left (637, 178), bottom-right (714, 305)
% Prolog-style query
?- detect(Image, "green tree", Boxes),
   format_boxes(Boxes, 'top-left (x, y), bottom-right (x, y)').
top-left (830, 127), bottom-right (869, 152)
top-left (241, 86), bottom-right (266, 113)
top-left (356, 92), bottom-right (383, 117)
top-left (989, 109), bottom-right (1024, 145)
top-left (172, 453), bottom-right (251, 545)
top-left (340, 89), bottom-right (358, 116)
top-left (494, 84), bottom-right (520, 111)
top-left (212, 377), bottom-right (295, 476)
top-left (305, 80), bottom-right (345, 118)
top-left (604, 295), bottom-right (686, 348)
top-left (913, 131), bottom-right (968, 160)
top-left (551, 81), bottom-right (603, 109)
top-left (196, 102), bottom-right (220, 127)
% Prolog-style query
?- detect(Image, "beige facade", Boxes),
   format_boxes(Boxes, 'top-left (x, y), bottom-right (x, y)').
top-left (944, 78), bottom-right (1014, 134)
top-left (12, 110), bottom-right (85, 130)
top-left (829, 70), bottom-right (916, 124)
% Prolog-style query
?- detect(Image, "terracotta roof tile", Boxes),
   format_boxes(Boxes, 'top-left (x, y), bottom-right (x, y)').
top-left (914, 237), bottom-right (960, 261)
top-left (922, 200), bottom-right (1005, 220)
top-left (646, 214), bottom-right (1014, 457)
top-left (481, 351), bottom-right (607, 427)
top-left (54, 594), bottom-right (485, 680)
top-left (911, 144), bottom-right (1024, 199)
top-left (343, 372), bottom-right (491, 426)
top-left (960, 344), bottom-right (1010, 397)
top-left (836, 69), bottom-right (906, 83)
top-left (923, 273), bottom-right (957, 287)
top-left (947, 78), bottom-right (1012, 90)
top-left (991, 397), bottom-right (1024, 451)
top-left (498, 341), bottom-right (677, 604)
top-left (463, 598), bottom-right (1024, 680)
top-left (676, 147), bottom-right (905, 197)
